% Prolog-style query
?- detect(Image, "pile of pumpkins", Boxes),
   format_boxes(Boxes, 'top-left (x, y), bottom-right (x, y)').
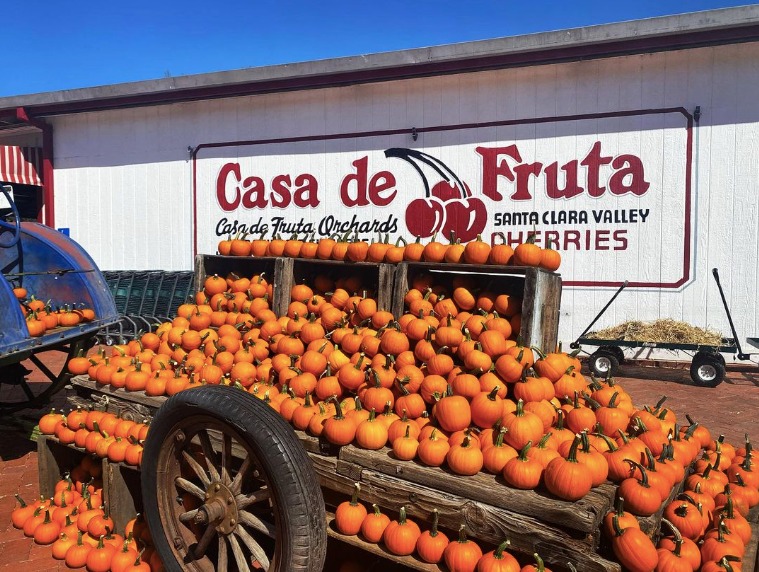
top-left (63, 268), bottom-right (758, 571)
top-left (12, 285), bottom-right (97, 337)
top-left (38, 407), bottom-right (146, 467)
top-left (10, 456), bottom-right (159, 571)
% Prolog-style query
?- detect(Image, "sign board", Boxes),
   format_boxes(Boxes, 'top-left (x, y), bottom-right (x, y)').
top-left (193, 108), bottom-right (693, 288)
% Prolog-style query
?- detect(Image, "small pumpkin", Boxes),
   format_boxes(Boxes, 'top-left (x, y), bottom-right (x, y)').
top-left (477, 539), bottom-right (520, 572)
top-left (334, 483), bottom-right (368, 536)
top-left (609, 514), bottom-right (660, 572)
top-left (416, 508), bottom-right (450, 564)
top-left (444, 525), bottom-right (483, 572)
top-left (360, 503), bottom-right (390, 543)
top-left (383, 506), bottom-right (421, 556)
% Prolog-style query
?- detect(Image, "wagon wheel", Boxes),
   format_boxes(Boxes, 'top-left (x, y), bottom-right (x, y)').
top-left (690, 352), bottom-right (726, 387)
top-left (141, 385), bottom-right (327, 572)
top-left (0, 336), bottom-right (90, 413)
top-left (588, 349), bottom-right (620, 378)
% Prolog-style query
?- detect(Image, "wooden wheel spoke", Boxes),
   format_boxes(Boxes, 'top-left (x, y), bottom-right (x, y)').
top-left (239, 510), bottom-right (276, 538)
top-left (217, 536), bottom-right (228, 572)
top-left (17, 377), bottom-right (35, 400)
top-left (228, 532), bottom-right (254, 572)
top-left (193, 522), bottom-right (217, 559)
top-left (29, 353), bottom-right (58, 383)
top-left (236, 487), bottom-right (270, 510)
top-left (179, 508), bottom-right (200, 524)
top-left (230, 456), bottom-right (253, 494)
top-left (175, 476), bottom-right (206, 500)
top-left (236, 524), bottom-right (271, 570)
top-left (221, 432), bottom-right (232, 485)
top-left (181, 449), bottom-right (211, 488)
top-left (197, 429), bottom-right (222, 482)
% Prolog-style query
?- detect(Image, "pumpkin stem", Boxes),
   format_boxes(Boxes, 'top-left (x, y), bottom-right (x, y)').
top-left (624, 460), bottom-right (650, 487)
top-left (429, 508), bottom-right (440, 537)
top-left (398, 506), bottom-right (408, 525)
top-left (531, 553), bottom-right (545, 572)
top-left (14, 493), bottom-right (27, 508)
top-left (660, 518), bottom-right (683, 557)
top-left (494, 539), bottom-right (511, 559)
top-left (349, 483), bottom-right (360, 506)
top-left (456, 524), bottom-right (469, 543)
top-left (518, 441), bottom-right (533, 461)
top-left (566, 435), bottom-right (582, 463)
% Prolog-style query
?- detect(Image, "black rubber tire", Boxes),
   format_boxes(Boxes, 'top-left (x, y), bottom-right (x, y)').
top-left (609, 345), bottom-right (625, 365)
top-left (589, 350), bottom-right (620, 378)
top-left (141, 385), bottom-right (327, 572)
top-left (690, 355), bottom-right (726, 387)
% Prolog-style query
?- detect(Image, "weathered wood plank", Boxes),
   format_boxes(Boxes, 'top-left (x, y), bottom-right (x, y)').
top-left (70, 375), bottom-right (166, 412)
top-left (37, 435), bottom-right (87, 499)
top-left (325, 463), bottom-right (619, 572)
top-left (272, 257), bottom-right (294, 317)
top-left (741, 504), bottom-right (759, 572)
top-left (338, 444), bottom-right (612, 534)
top-left (103, 461), bottom-right (142, 533)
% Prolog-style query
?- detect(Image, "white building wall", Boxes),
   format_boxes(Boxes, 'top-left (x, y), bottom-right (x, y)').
top-left (51, 42), bottom-right (759, 350)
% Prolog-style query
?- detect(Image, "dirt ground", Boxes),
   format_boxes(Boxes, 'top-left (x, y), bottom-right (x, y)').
top-left (1, 357), bottom-right (757, 570)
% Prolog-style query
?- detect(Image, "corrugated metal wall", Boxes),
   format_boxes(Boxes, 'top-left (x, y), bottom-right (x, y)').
top-left (52, 42), bottom-right (759, 350)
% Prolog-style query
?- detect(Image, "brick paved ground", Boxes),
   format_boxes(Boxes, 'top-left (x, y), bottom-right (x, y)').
top-left (1, 357), bottom-right (758, 571)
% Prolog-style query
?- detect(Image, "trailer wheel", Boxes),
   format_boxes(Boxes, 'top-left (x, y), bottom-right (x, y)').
top-left (588, 350), bottom-right (619, 378)
top-left (609, 346), bottom-right (625, 365)
top-left (141, 385), bottom-right (327, 572)
top-left (690, 354), bottom-right (726, 387)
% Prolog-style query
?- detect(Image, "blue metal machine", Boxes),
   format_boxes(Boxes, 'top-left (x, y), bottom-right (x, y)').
top-left (0, 185), bottom-right (119, 412)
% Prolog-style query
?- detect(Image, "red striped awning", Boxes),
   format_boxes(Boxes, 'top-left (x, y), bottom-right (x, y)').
top-left (0, 146), bottom-right (43, 186)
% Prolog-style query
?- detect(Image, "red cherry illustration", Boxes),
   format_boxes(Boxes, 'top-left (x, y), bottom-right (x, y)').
top-left (405, 197), bottom-right (446, 238)
top-left (441, 183), bottom-right (488, 242)
top-left (431, 180), bottom-right (460, 202)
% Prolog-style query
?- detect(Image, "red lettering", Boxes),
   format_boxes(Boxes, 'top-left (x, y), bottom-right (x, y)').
top-left (216, 163), bottom-right (241, 211)
top-left (513, 162), bottom-right (543, 201)
top-left (545, 160), bottom-right (582, 199)
top-left (595, 230), bottom-right (610, 250)
top-left (369, 172), bottom-right (397, 206)
top-left (505, 231), bottom-right (525, 248)
top-left (476, 145), bottom-right (522, 201)
top-left (293, 174), bottom-right (319, 207)
top-left (340, 157), bottom-right (370, 207)
top-left (241, 176), bottom-right (266, 208)
top-left (564, 230), bottom-right (581, 250)
top-left (581, 142), bottom-right (613, 197)
top-left (613, 230), bottom-right (628, 251)
top-left (271, 175), bottom-right (291, 208)
top-left (544, 231), bottom-right (561, 248)
top-left (609, 155), bottom-right (650, 196)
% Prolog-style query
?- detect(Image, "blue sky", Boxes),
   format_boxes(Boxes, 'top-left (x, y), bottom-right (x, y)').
top-left (2, 0), bottom-right (750, 97)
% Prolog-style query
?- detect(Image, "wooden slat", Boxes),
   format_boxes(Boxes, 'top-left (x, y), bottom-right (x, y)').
top-left (36, 435), bottom-right (87, 499)
top-left (327, 511), bottom-right (444, 571)
top-left (338, 445), bottom-right (612, 534)
top-left (103, 460), bottom-right (142, 533)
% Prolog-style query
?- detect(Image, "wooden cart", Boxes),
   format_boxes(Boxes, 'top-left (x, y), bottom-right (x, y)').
top-left (37, 254), bottom-right (759, 572)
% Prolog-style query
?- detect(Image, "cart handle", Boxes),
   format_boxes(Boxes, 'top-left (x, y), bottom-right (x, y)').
top-left (712, 268), bottom-right (750, 360)
top-left (570, 281), bottom-right (629, 349)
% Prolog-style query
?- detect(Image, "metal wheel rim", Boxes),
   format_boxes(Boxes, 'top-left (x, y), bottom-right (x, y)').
top-left (0, 337), bottom-right (88, 412)
top-left (156, 414), bottom-right (279, 572)
top-left (696, 364), bottom-right (718, 382)
top-left (594, 356), bottom-right (612, 374)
